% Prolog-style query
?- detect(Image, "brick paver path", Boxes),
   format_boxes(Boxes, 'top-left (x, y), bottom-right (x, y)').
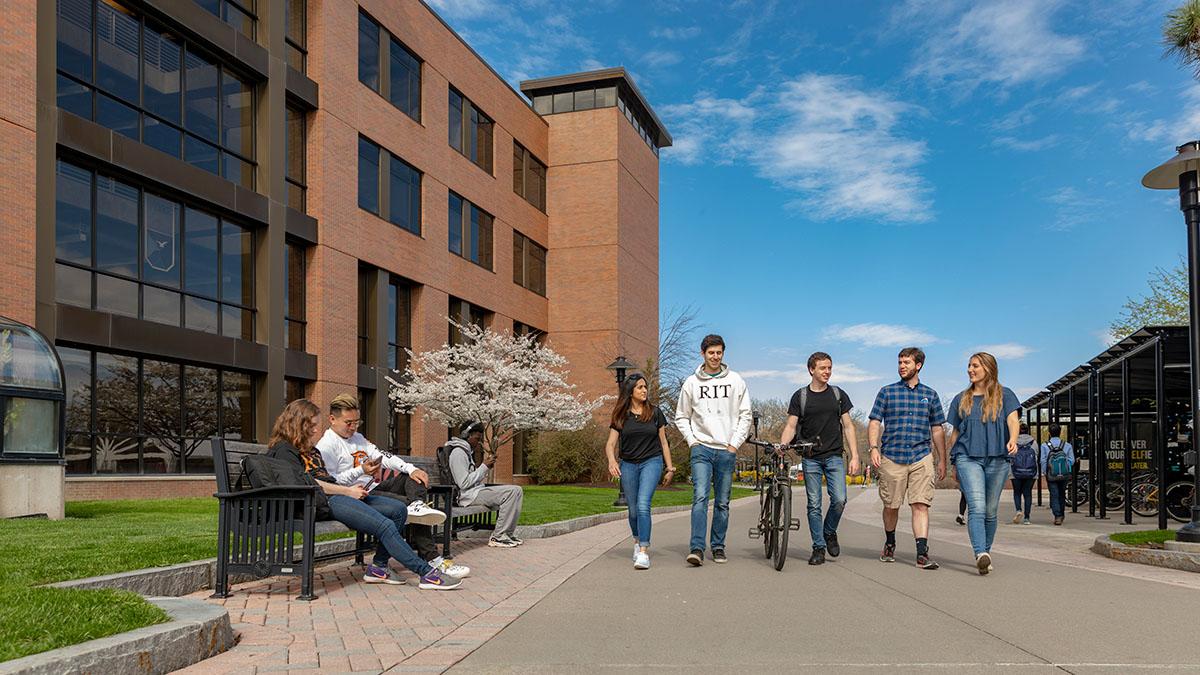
top-left (176, 512), bottom-right (680, 674)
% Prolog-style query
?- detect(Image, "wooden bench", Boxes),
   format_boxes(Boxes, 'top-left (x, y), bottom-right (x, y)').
top-left (209, 438), bottom-right (497, 600)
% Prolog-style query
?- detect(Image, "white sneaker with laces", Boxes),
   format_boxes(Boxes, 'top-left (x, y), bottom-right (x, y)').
top-left (435, 557), bottom-right (470, 578)
top-left (406, 501), bottom-right (446, 526)
top-left (634, 551), bottom-right (650, 570)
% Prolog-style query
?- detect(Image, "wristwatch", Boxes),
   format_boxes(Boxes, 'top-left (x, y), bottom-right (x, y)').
top-left (869, 446), bottom-right (880, 452)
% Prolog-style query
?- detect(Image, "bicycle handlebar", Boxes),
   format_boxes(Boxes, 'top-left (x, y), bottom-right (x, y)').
top-left (746, 438), bottom-right (818, 455)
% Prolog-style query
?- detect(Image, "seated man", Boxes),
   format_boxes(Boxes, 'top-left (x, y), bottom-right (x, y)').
top-left (318, 394), bottom-right (469, 579)
top-left (447, 421), bottom-right (526, 548)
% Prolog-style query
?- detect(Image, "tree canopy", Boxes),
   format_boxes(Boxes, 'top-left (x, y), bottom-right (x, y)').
top-left (1110, 255), bottom-right (1189, 340)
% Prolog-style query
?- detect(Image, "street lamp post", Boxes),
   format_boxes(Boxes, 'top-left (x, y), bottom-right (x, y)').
top-left (605, 356), bottom-right (637, 507)
top-left (1143, 141), bottom-right (1200, 542)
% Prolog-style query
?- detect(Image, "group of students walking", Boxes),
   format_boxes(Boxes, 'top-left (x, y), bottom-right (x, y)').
top-left (606, 335), bottom-right (1074, 576)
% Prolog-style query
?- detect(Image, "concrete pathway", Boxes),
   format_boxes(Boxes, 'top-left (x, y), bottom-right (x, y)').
top-left (176, 489), bottom-right (1200, 673)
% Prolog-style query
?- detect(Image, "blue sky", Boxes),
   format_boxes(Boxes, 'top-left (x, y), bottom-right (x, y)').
top-left (429, 0), bottom-right (1195, 412)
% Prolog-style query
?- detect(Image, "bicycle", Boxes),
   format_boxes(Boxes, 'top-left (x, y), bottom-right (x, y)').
top-left (1165, 480), bottom-right (1196, 523)
top-left (746, 438), bottom-right (817, 571)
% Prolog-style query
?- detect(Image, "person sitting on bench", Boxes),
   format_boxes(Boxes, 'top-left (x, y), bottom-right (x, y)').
top-left (447, 421), bottom-right (526, 548)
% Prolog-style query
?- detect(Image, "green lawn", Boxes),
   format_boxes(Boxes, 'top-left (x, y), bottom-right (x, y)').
top-left (1109, 529), bottom-right (1178, 546)
top-left (0, 486), bottom-right (753, 662)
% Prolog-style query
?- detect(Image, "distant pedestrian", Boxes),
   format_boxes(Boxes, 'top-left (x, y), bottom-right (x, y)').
top-left (946, 353), bottom-right (1020, 576)
top-left (1010, 423), bottom-right (1038, 525)
top-left (780, 352), bottom-right (859, 566)
top-left (1040, 424), bottom-right (1075, 526)
top-left (606, 374), bottom-right (675, 570)
top-left (868, 347), bottom-right (948, 570)
top-left (676, 334), bottom-right (752, 566)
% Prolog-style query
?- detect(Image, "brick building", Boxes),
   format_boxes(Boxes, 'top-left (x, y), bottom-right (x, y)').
top-left (1, 0), bottom-right (668, 503)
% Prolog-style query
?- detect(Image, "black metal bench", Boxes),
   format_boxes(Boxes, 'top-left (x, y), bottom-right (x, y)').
top-left (209, 438), bottom-right (497, 600)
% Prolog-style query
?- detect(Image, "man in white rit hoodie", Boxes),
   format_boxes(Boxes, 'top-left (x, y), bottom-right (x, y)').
top-left (675, 334), bottom-right (752, 566)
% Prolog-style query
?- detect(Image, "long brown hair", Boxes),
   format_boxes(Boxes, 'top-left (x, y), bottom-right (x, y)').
top-left (610, 374), bottom-right (653, 430)
top-left (957, 352), bottom-right (1003, 422)
top-left (269, 398), bottom-right (321, 451)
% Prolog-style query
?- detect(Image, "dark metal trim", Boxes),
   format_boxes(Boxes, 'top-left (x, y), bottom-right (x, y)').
top-left (520, 67), bottom-right (673, 146)
top-left (285, 67), bottom-right (320, 110)
top-left (284, 349), bottom-right (317, 381)
top-left (358, 364), bottom-right (376, 390)
top-left (140, 0), bottom-right (269, 79)
top-left (285, 208), bottom-right (318, 245)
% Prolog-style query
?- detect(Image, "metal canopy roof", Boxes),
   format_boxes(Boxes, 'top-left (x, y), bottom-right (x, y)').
top-left (1020, 326), bottom-right (1188, 409)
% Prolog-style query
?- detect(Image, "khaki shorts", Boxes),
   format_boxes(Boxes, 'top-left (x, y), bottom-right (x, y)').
top-left (878, 453), bottom-right (935, 508)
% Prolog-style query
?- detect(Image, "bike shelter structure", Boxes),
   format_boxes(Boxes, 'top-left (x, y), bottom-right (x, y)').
top-left (1021, 326), bottom-right (1195, 530)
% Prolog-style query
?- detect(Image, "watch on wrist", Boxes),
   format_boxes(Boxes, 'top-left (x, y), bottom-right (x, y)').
top-left (869, 446), bottom-right (880, 452)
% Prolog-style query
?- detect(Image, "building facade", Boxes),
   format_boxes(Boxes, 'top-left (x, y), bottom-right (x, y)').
top-left (1, 0), bottom-right (668, 503)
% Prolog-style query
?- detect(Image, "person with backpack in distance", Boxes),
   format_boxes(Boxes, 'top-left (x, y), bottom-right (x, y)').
top-left (605, 373), bottom-right (675, 570)
top-left (1041, 423), bottom-right (1075, 526)
top-left (676, 334), bottom-right (752, 566)
top-left (266, 399), bottom-right (462, 590)
top-left (780, 352), bottom-right (858, 566)
top-left (1010, 423), bottom-right (1038, 525)
top-left (316, 394), bottom-right (468, 580)
top-left (446, 421), bottom-right (525, 547)
top-left (946, 352), bottom-right (1021, 576)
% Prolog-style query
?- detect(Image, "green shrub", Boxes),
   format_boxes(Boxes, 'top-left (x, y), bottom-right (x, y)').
top-left (527, 422), bottom-right (607, 484)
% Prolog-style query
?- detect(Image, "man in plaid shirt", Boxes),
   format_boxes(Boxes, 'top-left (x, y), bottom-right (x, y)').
top-left (867, 347), bottom-right (947, 569)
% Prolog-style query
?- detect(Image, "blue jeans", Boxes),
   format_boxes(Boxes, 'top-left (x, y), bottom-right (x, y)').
top-left (954, 455), bottom-right (1010, 555)
top-left (328, 494), bottom-right (432, 576)
top-left (1011, 476), bottom-right (1035, 518)
top-left (620, 455), bottom-right (664, 547)
top-left (1047, 480), bottom-right (1066, 518)
top-left (690, 445), bottom-right (735, 552)
top-left (802, 455), bottom-right (847, 549)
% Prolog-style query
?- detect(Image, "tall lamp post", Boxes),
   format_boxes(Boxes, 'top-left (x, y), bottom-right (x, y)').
top-left (1143, 140), bottom-right (1200, 542)
top-left (606, 356), bottom-right (636, 507)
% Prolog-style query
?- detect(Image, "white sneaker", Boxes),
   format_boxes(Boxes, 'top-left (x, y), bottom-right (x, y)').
top-left (633, 542), bottom-right (639, 561)
top-left (634, 551), bottom-right (650, 570)
top-left (406, 501), bottom-right (446, 526)
top-left (976, 552), bottom-right (992, 576)
top-left (431, 556), bottom-right (470, 578)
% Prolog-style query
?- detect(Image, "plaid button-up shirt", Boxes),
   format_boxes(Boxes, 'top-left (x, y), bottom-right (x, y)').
top-left (868, 380), bottom-right (946, 464)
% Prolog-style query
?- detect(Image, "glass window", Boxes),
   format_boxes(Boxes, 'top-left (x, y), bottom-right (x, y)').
top-left (184, 208), bottom-right (219, 298)
top-left (57, 0), bottom-right (92, 81)
top-left (142, 359), bottom-right (181, 441)
top-left (57, 73), bottom-right (93, 119)
top-left (285, 241), bottom-right (306, 351)
top-left (183, 365), bottom-right (219, 441)
top-left (512, 143), bottom-right (524, 200)
top-left (56, 263), bottom-right (91, 308)
top-left (358, 136), bottom-right (379, 215)
top-left (286, 105), bottom-right (306, 212)
top-left (470, 205), bottom-right (493, 269)
top-left (60, 346), bottom-right (92, 435)
top-left (184, 50), bottom-right (219, 144)
top-left (96, 94), bottom-right (139, 140)
top-left (358, 267), bottom-right (371, 365)
top-left (596, 86), bottom-right (617, 107)
top-left (284, 377), bottom-right (306, 405)
top-left (358, 11), bottom-right (379, 91)
top-left (389, 38), bottom-right (420, 121)
top-left (553, 91), bottom-right (573, 113)
top-left (388, 155), bottom-right (420, 234)
top-left (285, 0), bottom-right (306, 72)
top-left (387, 278), bottom-right (411, 371)
top-left (221, 371), bottom-right (253, 440)
top-left (95, 0), bottom-right (139, 104)
top-left (184, 296), bottom-right (219, 333)
top-left (55, 161), bottom-right (92, 266)
top-left (448, 192), bottom-right (463, 256)
top-left (448, 89), bottom-right (464, 153)
top-left (142, 23), bottom-right (182, 124)
top-left (95, 275), bottom-right (137, 317)
top-left (512, 143), bottom-right (547, 211)
top-left (574, 88), bottom-right (595, 111)
top-left (143, 193), bottom-right (180, 288)
top-left (221, 221), bottom-right (252, 306)
top-left (184, 135), bottom-right (220, 176)
top-left (142, 286), bottom-right (180, 326)
top-left (94, 352), bottom-right (138, 435)
top-left (513, 232), bottom-right (546, 295)
top-left (143, 116), bottom-right (182, 158)
top-left (221, 69), bottom-right (253, 158)
top-left (469, 107), bottom-right (493, 173)
top-left (95, 175), bottom-right (139, 277)
top-left (532, 95), bottom-right (551, 115)
top-left (388, 410), bottom-right (410, 453)
top-left (3, 398), bottom-right (61, 456)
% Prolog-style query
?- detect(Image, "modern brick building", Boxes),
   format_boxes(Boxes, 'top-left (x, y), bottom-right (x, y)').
top-left (0, 0), bottom-right (669, 506)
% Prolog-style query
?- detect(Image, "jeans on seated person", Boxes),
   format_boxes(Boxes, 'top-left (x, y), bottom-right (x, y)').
top-left (328, 493), bottom-right (432, 576)
top-left (372, 472), bottom-right (438, 561)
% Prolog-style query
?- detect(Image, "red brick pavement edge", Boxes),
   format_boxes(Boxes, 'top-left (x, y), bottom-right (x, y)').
top-left (175, 510), bottom-right (689, 674)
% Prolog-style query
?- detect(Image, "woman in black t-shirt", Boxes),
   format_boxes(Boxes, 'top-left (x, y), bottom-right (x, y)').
top-left (604, 374), bottom-right (675, 570)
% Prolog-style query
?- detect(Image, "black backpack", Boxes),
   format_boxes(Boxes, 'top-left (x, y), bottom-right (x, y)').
top-left (435, 445), bottom-right (461, 503)
top-left (241, 454), bottom-right (332, 521)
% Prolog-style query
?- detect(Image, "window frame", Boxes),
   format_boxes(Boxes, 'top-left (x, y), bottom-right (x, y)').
top-left (358, 135), bottom-right (422, 236)
top-left (284, 239), bottom-right (307, 352)
top-left (357, 9), bottom-right (422, 123)
top-left (512, 142), bottom-right (547, 212)
top-left (448, 86), bottom-right (493, 174)
top-left (285, 104), bottom-right (307, 212)
top-left (447, 191), bottom-right (493, 270)
top-left (511, 230), bottom-right (547, 296)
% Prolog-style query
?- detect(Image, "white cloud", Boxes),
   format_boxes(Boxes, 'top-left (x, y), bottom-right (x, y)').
top-left (1042, 186), bottom-right (1107, 230)
top-left (830, 363), bottom-right (883, 384)
top-left (650, 26), bottom-right (701, 40)
top-left (662, 74), bottom-right (933, 223)
top-left (822, 323), bottom-right (942, 348)
top-left (992, 134), bottom-right (1060, 152)
top-left (641, 49), bottom-right (683, 68)
top-left (1094, 329), bottom-right (1119, 348)
top-left (1128, 84), bottom-right (1200, 147)
top-left (971, 343), bottom-right (1035, 360)
top-left (425, 0), bottom-right (499, 21)
top-left (899, 0), bottom-right (1087, 94)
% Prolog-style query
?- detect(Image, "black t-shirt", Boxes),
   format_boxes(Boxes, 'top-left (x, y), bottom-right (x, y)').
top-left (612, 408), bottom-right (667, 464)
top-left (267, 441), bottom-right (336, 484)
top-left (786, 386), bottom-right (853, 459)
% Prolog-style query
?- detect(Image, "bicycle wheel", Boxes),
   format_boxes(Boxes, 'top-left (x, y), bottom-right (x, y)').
top-left (762, 483), bottom-right (775, 558)
top-left (1166, 481), bottom-right (1196, 523)
top-left (1068, 477), bottom-right (1089, 508)
top-left (773, 484), bottom-right (791, 571)
top-left (1129, 482), bottom-right (1158, 518)
top-left (1096, 482), bottom-right (1124, 511)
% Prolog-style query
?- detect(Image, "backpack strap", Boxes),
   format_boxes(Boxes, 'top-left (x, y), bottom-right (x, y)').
top-left (799, 387), bottom-right (808, 420)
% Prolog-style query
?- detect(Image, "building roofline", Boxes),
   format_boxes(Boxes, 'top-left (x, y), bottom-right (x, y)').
top-left (414, 0), bottom-right (548, 127)
top-left (519, 67), bottom-right (673, 147)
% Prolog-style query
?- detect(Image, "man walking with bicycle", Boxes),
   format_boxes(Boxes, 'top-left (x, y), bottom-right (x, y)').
top-left (676, 334), bottom-right (753, 566)
top-left (780, 352), bottom-right (859, 566)
top-left (868, 347), bottom-right (947, 569)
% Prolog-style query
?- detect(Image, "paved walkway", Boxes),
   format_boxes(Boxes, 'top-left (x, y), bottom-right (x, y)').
top-left (179, 489), bottom-right (1200, 673)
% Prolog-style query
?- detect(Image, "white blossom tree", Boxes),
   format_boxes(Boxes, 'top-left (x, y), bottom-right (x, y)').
top-left (386, 320), bottom-right (610, 456)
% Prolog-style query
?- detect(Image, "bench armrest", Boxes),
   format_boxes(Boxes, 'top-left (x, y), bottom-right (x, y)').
top-left (213, 484), bottom-right (320, 499)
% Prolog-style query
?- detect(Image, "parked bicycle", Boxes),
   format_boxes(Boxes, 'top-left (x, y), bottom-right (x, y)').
top-left (1128, 477), bottom-right (1196, 522)
top-left (746, 438), bottom-right (816, 571)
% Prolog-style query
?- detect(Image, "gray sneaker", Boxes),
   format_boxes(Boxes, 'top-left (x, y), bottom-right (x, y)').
top-left (488, 533), bottom-right (519, 548)
top-left (363, 563), bottom-right (404, 585)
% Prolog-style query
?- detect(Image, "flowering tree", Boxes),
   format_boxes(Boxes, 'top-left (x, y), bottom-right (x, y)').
top-left (386, 320), bottom-right (610, 456)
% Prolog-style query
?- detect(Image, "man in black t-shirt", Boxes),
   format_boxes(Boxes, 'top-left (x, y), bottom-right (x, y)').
top-left (780, 352), bottom-right (859, 566)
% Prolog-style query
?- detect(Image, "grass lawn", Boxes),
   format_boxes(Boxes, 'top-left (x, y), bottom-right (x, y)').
top-left (0, 485), bottom-right (753, 661)
top-left (1109, 529), bottom-right (1178, 547)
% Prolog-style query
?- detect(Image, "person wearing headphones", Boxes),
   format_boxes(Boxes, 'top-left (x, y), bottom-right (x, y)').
top-left (446, 421), bottom-right (525, 547)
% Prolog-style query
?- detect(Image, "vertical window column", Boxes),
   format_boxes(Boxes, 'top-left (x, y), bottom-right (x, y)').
top-left (285, 240), bottom-right (307, 351)
top-left (286, 105), bottom-right (307, 212)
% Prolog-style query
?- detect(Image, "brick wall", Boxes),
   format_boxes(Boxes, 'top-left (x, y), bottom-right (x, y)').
top-left (0, 0), bottom-right (37, 323)
top-left (66, 477), bottom-right (218, 501)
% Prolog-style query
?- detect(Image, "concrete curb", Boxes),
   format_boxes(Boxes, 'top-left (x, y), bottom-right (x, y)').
top-left (0, 597), bottom-right (232, 675)
top-left (1092, 535), bottom-right (1200, 573)
top-left (49, 536), bottom-right (359, 596)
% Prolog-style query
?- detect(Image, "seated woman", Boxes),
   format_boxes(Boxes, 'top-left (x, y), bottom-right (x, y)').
top-left (266, 399), bottom-right (462, 590)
